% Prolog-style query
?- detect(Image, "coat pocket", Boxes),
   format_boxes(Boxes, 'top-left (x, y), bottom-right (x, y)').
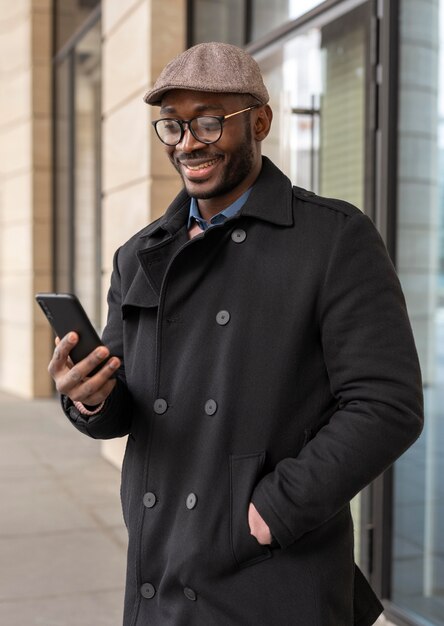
top-left (229, 452), bottom-right (272, 568)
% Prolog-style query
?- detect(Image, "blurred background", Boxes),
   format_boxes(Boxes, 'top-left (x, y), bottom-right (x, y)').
top-left (0, 0), bottom-right (443, 624)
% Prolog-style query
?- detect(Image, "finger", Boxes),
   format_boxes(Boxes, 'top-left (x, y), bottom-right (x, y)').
top-left (55, 336), bottom-right (74, 366)
top-left (56, 332), bottom-right (78, 359)
top-left (66, 345), bottom-right (114, 381)
top-left (59, 352), bottom-right (120, 394)
top-left (72, 376), bottom-right (118, 406)
top-left (48, 332), bottom-right (78, 377)
top-left (63, 357), bottom-right (121, 404)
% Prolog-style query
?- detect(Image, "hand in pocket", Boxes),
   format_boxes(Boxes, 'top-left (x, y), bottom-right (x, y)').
top-left (248, 502), bottom-right (272, 545)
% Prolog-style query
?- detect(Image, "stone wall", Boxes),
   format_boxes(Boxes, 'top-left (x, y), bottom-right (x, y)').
top-left (0, 0), bottom-right (53, 397)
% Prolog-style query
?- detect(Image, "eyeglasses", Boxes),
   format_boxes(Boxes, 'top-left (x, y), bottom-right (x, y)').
top-left (151, 105), bottom-right (259, 146)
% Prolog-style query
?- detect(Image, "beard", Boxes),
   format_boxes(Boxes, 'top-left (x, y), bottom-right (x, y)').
top-left (170, 124), bottom-right (256, 200)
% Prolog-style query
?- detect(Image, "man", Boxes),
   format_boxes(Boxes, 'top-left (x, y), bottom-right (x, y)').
top-left (49, 43), bottom-right (423, 625)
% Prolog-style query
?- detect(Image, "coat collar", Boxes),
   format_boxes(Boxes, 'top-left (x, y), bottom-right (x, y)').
top-left (122, 157), bottom-right (294, 312)
top-left (240, 157), bottom-right (293, 227)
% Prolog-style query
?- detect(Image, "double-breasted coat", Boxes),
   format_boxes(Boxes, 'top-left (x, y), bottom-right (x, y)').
top-left (63, 157), bottom-right (423, 626)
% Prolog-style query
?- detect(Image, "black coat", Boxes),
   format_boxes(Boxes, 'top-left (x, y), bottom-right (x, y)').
top-left (64, 157), bottom-right (423, 626)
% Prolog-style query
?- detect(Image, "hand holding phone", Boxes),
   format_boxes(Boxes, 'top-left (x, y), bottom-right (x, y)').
top-left (36, 292), bottom-right (120, 405)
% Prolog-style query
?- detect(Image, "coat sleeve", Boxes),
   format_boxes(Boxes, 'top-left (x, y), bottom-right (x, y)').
top-left (61, 247), bottom-right (134, 440)
top-left (251, 211), bottom-right (424, 549)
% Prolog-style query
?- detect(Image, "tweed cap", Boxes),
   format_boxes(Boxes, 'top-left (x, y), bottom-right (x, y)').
top-left (144, 42), bottom-right (269, 106)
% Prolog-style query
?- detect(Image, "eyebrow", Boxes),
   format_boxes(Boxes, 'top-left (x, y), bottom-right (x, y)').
top-left (159, 103), bottom-right (225, 116)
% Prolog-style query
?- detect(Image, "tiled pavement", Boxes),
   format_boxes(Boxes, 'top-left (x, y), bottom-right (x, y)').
top-left (0, 391), bottom-right (127, 626)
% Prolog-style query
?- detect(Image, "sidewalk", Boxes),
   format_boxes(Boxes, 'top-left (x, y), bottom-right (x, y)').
top-left (0, 391), bottom-right (127, 626)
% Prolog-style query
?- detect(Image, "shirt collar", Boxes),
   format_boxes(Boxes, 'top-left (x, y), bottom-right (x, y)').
top-left (187, 187), bottom-right (253, 230)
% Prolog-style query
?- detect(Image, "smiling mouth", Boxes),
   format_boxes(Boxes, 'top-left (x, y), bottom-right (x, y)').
top-left (181, 156), bottom-right (222, 172)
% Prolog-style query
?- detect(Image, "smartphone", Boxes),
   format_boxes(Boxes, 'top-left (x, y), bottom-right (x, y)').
top-left (35, 292), bottom-right (109, 376)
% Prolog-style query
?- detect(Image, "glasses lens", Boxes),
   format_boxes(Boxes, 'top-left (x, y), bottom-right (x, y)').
top-left (155, 119), bottom-right (182, 145)
top-left (191, 116), bottom-right (222, 143)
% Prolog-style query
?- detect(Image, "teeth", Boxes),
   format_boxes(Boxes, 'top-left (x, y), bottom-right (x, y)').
top-left (185, 158), bottom-right (219, 171)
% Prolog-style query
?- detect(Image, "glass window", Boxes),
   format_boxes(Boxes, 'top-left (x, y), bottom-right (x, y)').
top-left (251, 0), bottom-right (325, 41)
top-left (190, 0), bottom-right (326, 46)
top-left (73, 22), bottom-right (102, 324)
top-left (392, 0), bottom-right (444, 623)
top-left (256, 2), bottom-right (370, 209)
top-left (256, 33), bottom-right (322, 193)
top-left (191, 0), bottom-right (246, 46)
top-left (54, 0), bottom-right (100, 53)
top-left (53, 13), bottom-right (102, 327)
top-left (54, 58), bottom-right (72, 293)
top-left (318, 16), bottom-right (366, 208)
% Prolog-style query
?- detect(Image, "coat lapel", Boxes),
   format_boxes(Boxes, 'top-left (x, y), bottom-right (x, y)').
top-left (137, 228), bottom-right (188, 296)
top-left (122, 265), bottom-right (160, 315)
top-left (122, 192), bottom-right (190, 314)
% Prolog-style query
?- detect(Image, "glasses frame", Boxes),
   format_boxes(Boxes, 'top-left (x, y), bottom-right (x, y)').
top-left (151, 104), bottom-right (260, 146)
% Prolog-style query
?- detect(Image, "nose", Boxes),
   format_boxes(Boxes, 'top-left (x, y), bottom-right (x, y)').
top-left (176, 124), bottom-right (205, 153)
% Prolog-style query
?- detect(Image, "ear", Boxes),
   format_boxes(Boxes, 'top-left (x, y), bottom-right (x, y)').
top-left (253, 105), bottom-right (273, 142)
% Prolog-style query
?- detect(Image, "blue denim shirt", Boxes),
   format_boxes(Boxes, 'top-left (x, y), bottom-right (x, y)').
top-left (187, 187), bottom-right (252, 231)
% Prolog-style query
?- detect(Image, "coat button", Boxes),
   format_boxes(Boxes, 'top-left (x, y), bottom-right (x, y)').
top-left (186, 493), bottom-right (198, 509)
top-left (216, 310), bottom-right (230, 326)
top-left (205, 399), bottom-right (218, 416)
top-left (143, 492), bottom-right (157, 508)
top-left (184, 587), bottom-right (197, 601)
top-left (153, 398), bottom-right (167, 414)
top-left (231, 228), bottom-right (247, 243)
top-left (141, 582), bottom-right (156, 599)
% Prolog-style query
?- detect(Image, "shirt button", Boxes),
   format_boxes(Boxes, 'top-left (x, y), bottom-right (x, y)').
top-left (205, 399), bottom-right (218, 416)
top-left (153, 398), bottom-right (168, 414)
top-left (143, 492), bottom-right (157, 508)
top-left (231, 228), bottom-right (247, 243)
top-left (184, 587), bottom-right (197, 601)
top-left (140, 582), bottom-right (156, 599)
top-left (186, 493), bottom-right (198, 509)
top-left (216, 310), bottom-right (230, 325)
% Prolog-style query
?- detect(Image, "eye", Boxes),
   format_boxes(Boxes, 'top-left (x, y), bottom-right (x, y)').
top-left (195, 117), bottom-right (221, 133)
top-left (162, 120), bottom-right (179, 132)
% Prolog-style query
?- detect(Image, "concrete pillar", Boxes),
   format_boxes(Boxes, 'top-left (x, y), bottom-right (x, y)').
top-left (0, 0), bottom-right (53, 397)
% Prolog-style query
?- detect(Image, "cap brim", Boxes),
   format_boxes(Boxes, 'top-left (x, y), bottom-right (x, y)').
top-left (143, 85), bottom-right (268, 106)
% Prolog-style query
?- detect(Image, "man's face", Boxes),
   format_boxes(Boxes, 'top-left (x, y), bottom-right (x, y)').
top-left (158, 90), bottom-right (264, 208)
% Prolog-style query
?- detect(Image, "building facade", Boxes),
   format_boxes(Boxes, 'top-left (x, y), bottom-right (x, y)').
top-left (0, 1), bottom-right (442, 624)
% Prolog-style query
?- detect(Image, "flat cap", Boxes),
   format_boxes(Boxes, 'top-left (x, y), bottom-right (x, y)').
top-left (144, 42), bottom-right (269, 106)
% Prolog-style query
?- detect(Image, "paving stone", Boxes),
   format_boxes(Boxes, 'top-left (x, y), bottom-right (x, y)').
top-left (0, 529), bottom-right (126, 601)
top-left (0, 589), bottom-right (124, 626)
top-left (0, 391), bottom-right (127, 624)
